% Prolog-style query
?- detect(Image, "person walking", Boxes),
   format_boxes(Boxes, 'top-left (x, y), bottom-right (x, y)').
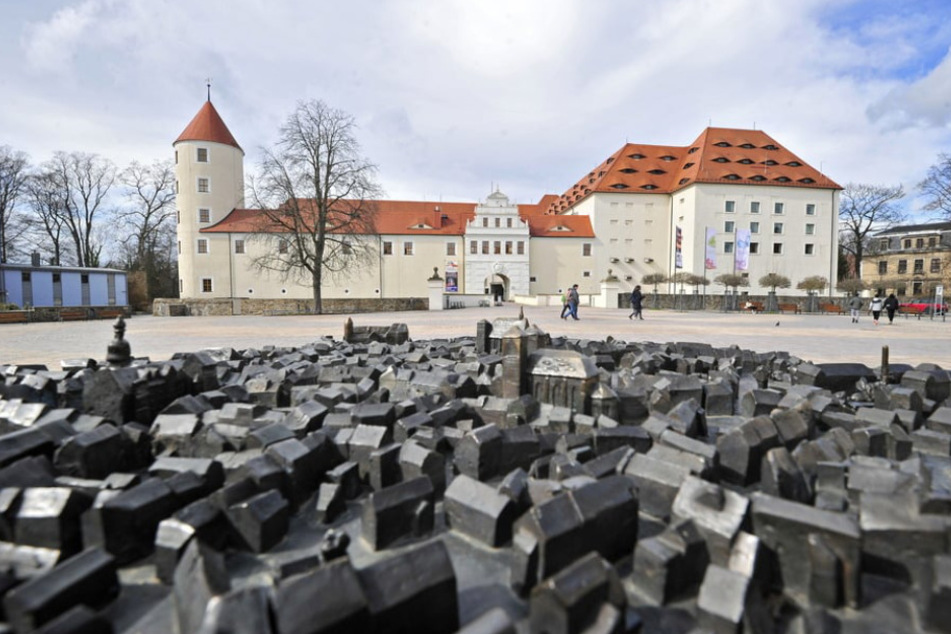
top-left (883, 293), bottom-right (900, 324)
top-left (847, 293), bottom-right (863, 324)
top-left (629, 285), bottom-right (644, 320)
top-left (566, 284), bottom-right (580, 320)
top-left (559, 290), bottom-right (570, 319)
top-left (870, 294), bottom-right (884, 326)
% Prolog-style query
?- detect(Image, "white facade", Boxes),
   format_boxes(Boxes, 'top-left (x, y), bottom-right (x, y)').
top-left (464, 191), bottom-right (531, 299)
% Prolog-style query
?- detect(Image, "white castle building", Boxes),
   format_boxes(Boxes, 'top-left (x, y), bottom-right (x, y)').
top-left (172, 99), bottom-right (840, 310)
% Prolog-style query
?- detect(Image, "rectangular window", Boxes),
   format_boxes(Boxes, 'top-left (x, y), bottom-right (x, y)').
top-left (197, 148), bottom-right (208, 163)
top-left (750, 201), bottom-right (760, 214)
top-left (898, 259), bottom-right (907, 273)
top-left (724, 241), bottom-right (734, 254)
top-left (199, 208), bottom-right (210, 223)
top-left (878, 261), bottom-right (887, 275)
top-left (279, 239), bottom-right (288, 254)
top-left (507, 218), bottom-right (513, 228)
top-left (583, 271), bottom-right (591, 278)
top-left (583, 243), bottom-right (592, 256)
top-left (750, 221), bottom-right (760, 234)
top-left (725, 200), bottom-right (735, 213)
top-left (804, 243), bottom-right (815, 255)
top-left (383, 241), bottom-right (393, 255)
top-left (805, 223), bottom-right (815, 235)
top-left (806, 203), bottom-right (815, 215)
top-left (913, 281), bottom-right (923, 295)
top-left (198, 178), bottom-right (209, 193)
top-left (446, 242), bottom-right (456, 256)
top-left (482, 241), bottom-right (489, 254)
top-left (201, 278), bottom-right (213, 293)
top-left (494, 241), bottom-right (501, 255)
top-left (916, 238), bottom-right (924, 248)
top-left (197, 239), bottom-right (208, 254)
top-left (904, 239), bottom-right (912, 248)
top-left (929, 237), bottom-right (937, 247)
top-left (773, 243), bottom-right (783, 254)
top-left (470, 241), bottom-right (477, 255)
top-left (403, 241), bottom-right (414, 256)
top-left (505, 241), bottom-right (513, 255)
top-left (234, 239), bottom-right (245, 254)
top-left (879, 238), bottom-right (889, 250)
top-left (773, 222), bottom-right (784, 234)
top-left (342, 241), bottom-right (353, 255)
top-left (931, 258), bottom-right (941, 273)
top-left (517, 241), bottom-right (525, 255)
top-left (750, 242), bottom-right (760, 254)
top-left (914, 259), bottom-right (924, 274)
top-left (177, 241), bottom-right (181, 255)
top-left (177, 210), bottom-right (180, 224)
top-left (482, 218), bottom-right (488, 227)
top-left (494, 218), bottom-right (500, 228)
top-left (724, 221), bottom-right (735, 233)
top-left (774, 202), bottom-right (784, 214)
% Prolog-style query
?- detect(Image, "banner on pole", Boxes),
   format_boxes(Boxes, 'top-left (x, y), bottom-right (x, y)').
top-left (735, 229), bottom-right (751, 271)
top-left (675, 226), bottom-right (683, 269)
top-left (705, 227), bottom-right (717, 270)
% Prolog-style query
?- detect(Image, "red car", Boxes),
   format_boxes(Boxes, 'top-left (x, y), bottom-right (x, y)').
top-left (899, 299), bottom-right (948, 315)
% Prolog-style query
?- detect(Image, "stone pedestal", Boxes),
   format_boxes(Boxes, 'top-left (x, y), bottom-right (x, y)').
top-left (599, 273), bottom-right (620, 309)
top-left (428, 270), bottom-right (444, 311)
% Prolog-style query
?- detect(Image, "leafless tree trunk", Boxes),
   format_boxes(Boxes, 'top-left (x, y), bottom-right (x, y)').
top-left (0, 146), bottom-right (30, 264)
top-left (248, 100), bottom-right (383, 314)
top-left (838, 183), bottom-right (906, 279)
top-left (918, 153), bottom-right (951, 218)
top-left (114, 160), bottom-right (178, 298)
top-left (25, 171), bottom-right (70, 266)
top-left (38, 152), bottom-right (116, 267)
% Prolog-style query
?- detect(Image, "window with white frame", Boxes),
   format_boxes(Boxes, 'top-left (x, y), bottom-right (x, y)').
top-left (724, 241), bottom-right (734, 253)
top-left (750, 221), bottom-right (760, 234)
top-left (774, 202), bottom-right (784, 214)
top-left (505, 241), bottom-right (513, 255)
top-left (773, 243), bottom-right (783, 254)
top-left (383, 241), bottom-right (393, 255)
top-left (470, 241), bottom-right (477, 254)
top-left (805, 223), bottom-right (815, 235)
top-left (804, 243), bottom-right (815, 255)
top-left (806, 203), bottom-right (815, 215)
top-left (197, 148), bottom-right (208, 162)
top-left (773, 222), bottom-right (784, 234)
top-left (279, 239), bottom-right (289, 254)
top-left (725, 200), bottom-right (736, 213)
top-left (494, 241), bottom-right (501, 255)
top-left (234, 239), bottom-right (245, 254)
top-left (750, 242), bottom-right (760, 254)
top-left (482, 241), bottom-right (489, 254)
top-left (724, 220), bottom-right (735, 233)
top-left (197, 239), bottom-right (208, 254)
top-left (446, 242), bottom-right (456, 256)
top-left (199, 208), bottom-right (211, 223)
top-left (403, 241), bottom-right (414, 256)
top-left (583, 243), bottom-right (592, 256)
top-left (201, 278), bottom-right (213, 293)
top-left (198, 178), bottom-right (209, 193)
top-left (750, 201), bottom-right (760, 214)
top-left (517, 241), bottom-right (525, 255)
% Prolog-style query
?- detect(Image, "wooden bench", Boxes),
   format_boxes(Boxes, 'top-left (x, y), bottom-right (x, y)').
top-left (0, 312), bottom-right (28, 324)
top-left (95, 308), bottom-right (126, 320)
top-left (819, 303), bottom-right (844, 314)
top-left (777, 303), bottom-right (801, 314)
top-left (901, 305), bottom-right (927, 320)
top-left (59, 309), bottom-right (89, 321)
top-left (742, 301), bottom-right (764, 313)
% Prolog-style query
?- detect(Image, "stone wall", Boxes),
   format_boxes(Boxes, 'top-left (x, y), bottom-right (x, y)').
top-left (153, 296), bottom-right (427, 316)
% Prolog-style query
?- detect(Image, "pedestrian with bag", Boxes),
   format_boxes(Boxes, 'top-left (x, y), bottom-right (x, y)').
top-left (883, 293), bottom-right (899, 324)
top-left (565, 284), bottom-right (580, 320)
top-left (870, 294), bottom-right (884, 326)
top-left (629, 285), bottom-right (643, 320)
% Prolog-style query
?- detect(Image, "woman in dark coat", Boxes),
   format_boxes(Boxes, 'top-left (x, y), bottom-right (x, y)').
top-left (883, 293), bottom-right (900, 324)
top-left (629, 285), bottom-right (644, 320)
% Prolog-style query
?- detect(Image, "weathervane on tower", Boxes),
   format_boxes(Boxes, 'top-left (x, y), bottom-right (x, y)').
top-left (206, 78), bottom-right (212, 102)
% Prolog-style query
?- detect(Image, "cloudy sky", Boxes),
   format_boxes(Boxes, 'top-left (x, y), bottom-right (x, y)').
top-left (2, 0), bottom-right (951, 214)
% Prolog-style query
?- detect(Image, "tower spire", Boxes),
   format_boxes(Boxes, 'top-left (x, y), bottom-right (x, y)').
top-left (206, 78), bottom-right (211, 102)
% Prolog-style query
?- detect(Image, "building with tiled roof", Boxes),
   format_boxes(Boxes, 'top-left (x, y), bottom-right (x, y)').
top-left (174, 99), bottom-right (840, 305)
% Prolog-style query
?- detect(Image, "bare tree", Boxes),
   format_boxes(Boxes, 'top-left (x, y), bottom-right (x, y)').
top-left (24, 170), bottom-right (71, 266)
top-left (36, 152), bottom-right (116, 267)
top-left (838, 183), bottom-right (906, 279)
top-left (115, 160), bottom-right (178, 299)
top-left (0, 146), bottom-right (30, 264)
top-left (918, 153), bottom-right (951, 217)
top-left (248, 100), bottom-right (383, 314)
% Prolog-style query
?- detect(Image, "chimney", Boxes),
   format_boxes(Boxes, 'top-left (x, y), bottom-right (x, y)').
top-left (31, 252), bottom-right (41, 267)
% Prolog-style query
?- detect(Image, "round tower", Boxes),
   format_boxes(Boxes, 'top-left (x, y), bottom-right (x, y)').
top-left (173, 98), bottom-right (245, 299)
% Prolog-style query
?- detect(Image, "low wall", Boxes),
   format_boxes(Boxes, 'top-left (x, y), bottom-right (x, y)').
top-left (153, 297), bottom-right (428, 317)
top-left (617, 292), bottom-right (840, 312)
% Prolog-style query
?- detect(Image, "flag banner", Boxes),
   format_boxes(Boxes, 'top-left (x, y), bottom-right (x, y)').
top-left (735, 229), bottom-right (751, 271)
top-left (705, 227), bottom-right (717, 270)
top-left (675, 226), bottom-right (683, 269)
top-left (445, 261), bottom-right (458, 292)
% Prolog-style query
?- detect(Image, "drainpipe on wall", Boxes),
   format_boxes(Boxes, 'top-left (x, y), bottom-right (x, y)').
top-left (229, 232), bottom-right (236, 315)
top-left (830, 189), bottom-right (836, 299)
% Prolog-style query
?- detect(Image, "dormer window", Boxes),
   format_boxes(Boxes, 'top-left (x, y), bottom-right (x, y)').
top-left (648, 169), bottom-right (666, 175)
top-left (714, 141), bottom-right (731, 147)
top-left (738, 158), bottom-right (754, 164)
top-left (619, 168), bottom-right (638, 174)
top-left (683, 162), bottom-right (694, 169)
top-left (799, 178), bottom-right (815, 184)
top-left (628, 153), bottom-right (645, 160)
top-left (688, 147), bottom-right (699, 154)
top-left (678, 178), bottom-right (690, 185)
top-left (740, 143), bottom-right (755, 149)
top-left (774, 176), bottom-right (791, 182)
top-left (763, 160), bottom-right (778, 166)
top-left (713, 157), bottom-right (730, 163)
top-left (724, 174), bottom-right (741, 180)
top-left (763, 144), bottom-right (779, 150)
top-left (641, 184), bottom-right (658, 190)
top-left (610, 183), bottom-right (630, 189)
top-left (785, 161), bottom-right (802, 167)
top-left (661, 155), bottom-right (676, 161)
top-left (750, 175), bottom-right (766, 181)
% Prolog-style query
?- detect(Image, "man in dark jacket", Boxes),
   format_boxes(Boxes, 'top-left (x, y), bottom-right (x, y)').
top-left (629, 285), bottom-right (643, 320)
top-left (883, 293), bottom-right (900, 324)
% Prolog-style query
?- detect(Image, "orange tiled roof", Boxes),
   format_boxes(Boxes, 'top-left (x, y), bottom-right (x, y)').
top-left (545, 127), bottom-right (841, 214)
top-left (201, 197), bottom-right (593, 238)
top-left (174, 101), bottom-right (243, 152)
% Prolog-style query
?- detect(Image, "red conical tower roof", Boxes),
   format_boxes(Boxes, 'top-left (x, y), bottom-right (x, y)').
top-left (174, 100), bottom-right (242, 152)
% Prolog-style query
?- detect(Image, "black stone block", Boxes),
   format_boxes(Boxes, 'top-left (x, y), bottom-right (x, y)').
top-left (87, 478), bottom-right (179, 564)
top-left (445, 473), bottom-right (518, 547)
top-left (4, 547), bottom-right (118, 633)
top-left (361, 476), bottom-right (434, 550)
top-left (15, 487), bottom-right (93, 556)
top-left (273, 558), bottom-right (370, 634)
top-left (369, 443), bottom-right (403, 492)
top-left (173, 539), bottom-right (230, 634)
top-left (529, 552), bottom-right (625, 634)
top-left (454, 424), bottom-right (503, 481)
top-left (52, 424), bottom-right (122, 479)
top-left (225, 489), bottom-right (290, 552)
